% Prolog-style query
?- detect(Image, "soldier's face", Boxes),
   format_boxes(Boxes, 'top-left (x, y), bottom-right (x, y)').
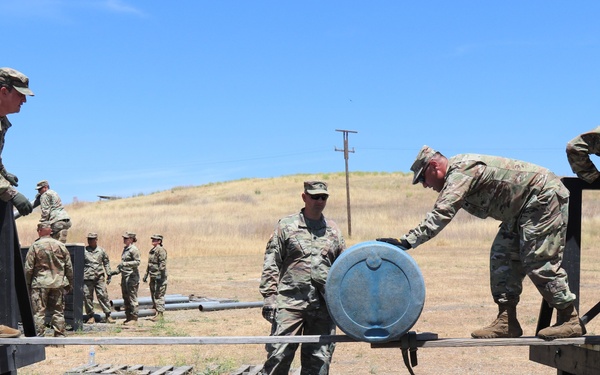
top-left (421, 161), bottom-right (445, 192)
top-left (88, 239), bottom-right (97, 247)
top-left (0, 86), bottom-right (26, 115)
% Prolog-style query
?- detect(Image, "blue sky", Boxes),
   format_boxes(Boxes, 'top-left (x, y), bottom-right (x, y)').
top-left (3, 1), bottom-right (600, 203)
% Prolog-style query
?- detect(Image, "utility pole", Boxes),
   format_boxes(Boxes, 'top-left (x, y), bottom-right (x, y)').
top-left (335, 129), bottom-right (357, 237)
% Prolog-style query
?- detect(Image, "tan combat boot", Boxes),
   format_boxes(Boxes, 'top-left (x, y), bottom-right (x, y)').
top-left (0, 325), bottom-right (21, 338)
top-left (538, 304), bottom-right (586, 340)
top-left (471, 304), bottom-right (523, 339)
top-left (150, 312), bottom-right (163, 322)
top-left (105, 313), bottom-right (115, 324)
top-left (123, 317), bottom-right (138, 326)
top-left (85, 316), bottom-right (95, 324)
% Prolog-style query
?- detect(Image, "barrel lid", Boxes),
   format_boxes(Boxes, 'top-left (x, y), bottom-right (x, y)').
top-left (325, 241), bottom-right (425, 343)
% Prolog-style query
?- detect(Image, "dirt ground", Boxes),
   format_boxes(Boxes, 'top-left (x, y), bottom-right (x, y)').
top-left (18, 252), bottom-right (593, 375)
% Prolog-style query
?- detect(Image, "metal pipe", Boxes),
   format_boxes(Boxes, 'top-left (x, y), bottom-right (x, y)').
top-left (199, 301), bottom-right (263, 312)
top-left (110, 294), bottom-right (187, 309)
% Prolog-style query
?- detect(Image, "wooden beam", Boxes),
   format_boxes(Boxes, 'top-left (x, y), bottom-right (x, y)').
top-left (3, 334), bottom-right (600, 347)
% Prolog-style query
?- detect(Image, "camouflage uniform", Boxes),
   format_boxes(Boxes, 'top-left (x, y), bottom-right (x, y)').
top-left (401, 153), bottom-right (575, 309)
top-left (145, 235), bottom-right (168, 314)
top-left (566, 126), bottom-right (600, 183)
top-left (36, 181), bottom-right (71, 243)
top-left (259, 207), bottom-right (346, 375)
top-left (114, 237), bottom-right (141, 322)
top-left (24, 231), bottom-right (74, 336)
top-left (0, 117), bottom-right (17, 202)
top-left (83, 240), bottom-right (113, 319)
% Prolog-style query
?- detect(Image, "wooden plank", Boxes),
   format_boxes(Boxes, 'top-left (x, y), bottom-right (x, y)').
top-left (148, 365), bottom-right (174, 375)
top-left (3, 334), bottom-right (600, 347)
top-left (99, 364), bottom-right (128, 374)
top-left (530, 344), bottom-right (600, 374)
top-left (169, 366), bottom-right (194, 375)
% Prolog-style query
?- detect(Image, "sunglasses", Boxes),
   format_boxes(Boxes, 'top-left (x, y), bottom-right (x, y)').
top-left (308, 194), bottom-right (329, 201)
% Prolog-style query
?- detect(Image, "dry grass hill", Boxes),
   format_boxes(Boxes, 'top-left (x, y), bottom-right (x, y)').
top-left (16, 172), bottom-right (600, 374)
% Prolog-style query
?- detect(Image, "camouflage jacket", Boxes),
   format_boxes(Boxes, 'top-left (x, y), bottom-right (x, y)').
top-left (145, 245), bottom-right (167, 278)
top-left (402, 154), bottom-right (569, 248)
top-left (0, 117), bottom-right (16, 202)
top-left (24, 235), bottom-right (74, 289)
top-left (566, 126), bottom-right (600, 184)
top-left (118, 244), bottom-right (141, 277)
top-left (39, 188), bottom-right (70, 224)
top-left (84, 245), bottom-right (112, 281)
top-left (259, 208), bottom-right (346, 310)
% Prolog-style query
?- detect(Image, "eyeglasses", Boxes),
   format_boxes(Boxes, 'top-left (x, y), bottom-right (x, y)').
top-left (308, 194), bottom-right (328, 201)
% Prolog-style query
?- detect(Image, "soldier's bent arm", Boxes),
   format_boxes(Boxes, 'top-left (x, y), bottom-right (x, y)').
top-left (566, 127), bottom-right (600, 184)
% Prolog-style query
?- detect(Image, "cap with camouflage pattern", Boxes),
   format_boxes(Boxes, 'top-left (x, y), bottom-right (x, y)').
top-left (37, 222), bottom-right (51, 230)
top-left (87, 232), bottom-right (98, 239)
top-left (122, 231), bottom-right (136, 239)
top-left (0, 68), bottom-right (34, 96)
top-left (304, 181), bottom-right (329, 195)
top-left (35, 180), bottom-right (49, 190)
top-left (151, 234), bottom-right (163, 240)
top-left (410, 145), bottom-right (438, 185)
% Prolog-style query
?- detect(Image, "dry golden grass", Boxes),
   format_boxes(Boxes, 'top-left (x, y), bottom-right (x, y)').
top-left (16, 172), bottom-right (600, 375)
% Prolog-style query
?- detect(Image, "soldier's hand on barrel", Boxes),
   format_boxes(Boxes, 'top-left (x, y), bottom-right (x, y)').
top-left (64, 285), bottom-right (73, 294)
top-left (376, 237), bottom-right (411, 250)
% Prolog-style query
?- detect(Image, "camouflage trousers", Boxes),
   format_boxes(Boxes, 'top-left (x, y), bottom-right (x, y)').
top-left (51, 219), bottom-right (72, 244)
top-left (30, 287), bottom-right (65, 337)
top-left (83, 279), bottom-right (111, 316)
top-left (120, 273), bottom-right (139, 320)
top-left (262, 307), bottom-right (336, 375)
top-left (490, 186), bottom-right (576, 309)
top-left (149, 277), bottom-right (168, 313)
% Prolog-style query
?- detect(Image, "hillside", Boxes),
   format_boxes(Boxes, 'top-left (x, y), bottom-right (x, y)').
top-left (16, 172), bottom-right (600, 375)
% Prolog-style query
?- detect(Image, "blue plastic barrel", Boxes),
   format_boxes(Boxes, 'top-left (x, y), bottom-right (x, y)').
top-left (325, 241), bottom-right (425, 343)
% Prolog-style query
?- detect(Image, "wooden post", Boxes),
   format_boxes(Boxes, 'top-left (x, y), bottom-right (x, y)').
top-left (335, 129), bottom-right (357, 237)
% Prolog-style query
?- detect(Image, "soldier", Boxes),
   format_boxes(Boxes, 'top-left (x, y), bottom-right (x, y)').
top-left (143, 234), bottom-right (168, 322)
top-left (0, 67), bottom-right (35, 338)
top-left (35, 180), bottom-right (71, 243)
top-left (111, 231), bottom-right (141, 326)
top-left (566, 126), bottom-right (600, 183)
top-left (259, 181), bottom-right (346, 375)
top-left (24, 222), bottom-right (74, 337)
top-left (377, 145), bottom-right (586, 340)
top-left (83, 233), bottom-right (115, 324)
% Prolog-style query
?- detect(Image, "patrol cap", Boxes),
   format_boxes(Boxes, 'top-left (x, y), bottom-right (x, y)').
top-left (87, 232), bottom-right (98, 239)
top-left (304, 181), bottom-right (329, 195)
top-left (0, 67), bottom-right (34, 96)
top-left (35, 180), bottom-right (49, 190)
top-left (122, 231), bottom-right (136, 239)
top-left (410, 145), bottom-right (438, 185)
top-left (151, 234), bottom-right (163, 240)
top-left (37, 222), bottom-right (51, 230)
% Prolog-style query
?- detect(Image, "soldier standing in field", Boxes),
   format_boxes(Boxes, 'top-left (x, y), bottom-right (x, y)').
top-left (35, 180), bottom-right (71, 243)
top-left (83, 233), bottom-right (115, 324)
top-left (111, 231), bottom-right (141, 325)
top-left (24, 222), bottom-right (74, 337)
top-left (259, 181), bottom-right (346, 375)
top-left (377, 145), bottom-right (586, 340)
top-left (143, 234), bottom-right (168, 322)
top-left (566, 126), bottom-right (600, 183)
top-left (0, 67), bottom-right (35, 338)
